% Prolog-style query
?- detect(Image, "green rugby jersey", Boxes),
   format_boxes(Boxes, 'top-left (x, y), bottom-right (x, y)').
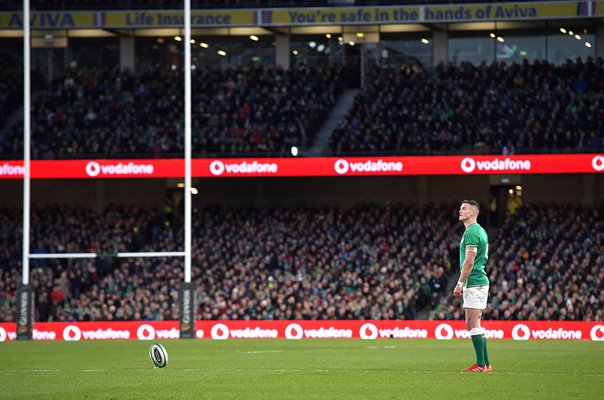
top-left (459, 223), bottom-right (490, 287)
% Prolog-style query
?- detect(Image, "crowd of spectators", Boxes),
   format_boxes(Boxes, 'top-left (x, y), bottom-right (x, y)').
top-left (431, 202), bottom-right (603, 321)
top-left (0, 205), bottom-right (181, 321)
top-left (0, 64), bottom-right (342, 159)
top-left (0, 68), bottom-right (23, 140)
top-left (1, 203), bottom-right (457, 322)
top-left (329, 58), bottom-right (604, 156)
top-left (3, 58), bottom-right (604, 158)
top-left (1, 202), bottom-right (601, 323)
top-left (5, 58), bottom-right (602, 159)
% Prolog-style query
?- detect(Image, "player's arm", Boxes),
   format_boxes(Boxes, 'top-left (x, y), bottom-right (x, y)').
top-left (453, 247), bottom-right (476, 297)
top-left (459, 247), bottom-right (477, 284)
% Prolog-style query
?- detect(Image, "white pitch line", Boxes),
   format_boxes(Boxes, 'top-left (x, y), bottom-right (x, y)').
top-left (238, 350), bottom-right (285, 354)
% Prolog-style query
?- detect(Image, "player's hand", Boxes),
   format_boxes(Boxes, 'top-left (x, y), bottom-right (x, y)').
top-left (453, 285), bottom-right (463, 297)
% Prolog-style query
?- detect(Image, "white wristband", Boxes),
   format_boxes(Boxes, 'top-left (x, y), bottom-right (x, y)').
top-left (456, 281), bottom-right (465, 288)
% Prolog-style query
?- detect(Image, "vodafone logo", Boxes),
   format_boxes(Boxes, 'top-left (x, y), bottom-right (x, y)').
top-left (0, 327), bottom-right (6, 342)
top-left (86, 161), bottom-right (101, 177)
top-left (137, 324), bottom-right (155, 340)
top-left (0, 163), bottom-right (25, 176)
top-left (461, 157), bottom-right (531, 173)
top-left (209, 160), bottom-right (278, 176)
top-left (211, 323), bottom-right (229, 340)
top-left (359, 323), bottom-right (378, 340)
top-left (334, 159), bottom-right (349, 174)
top-left (334, 159), bottom-right (403, 175)
top-left (285, 323), bottom-right (303, 340)
top-left (85, 161), bottom-right (154, 177)
top-left (592, 155), bottom-right (604, 172)
top-left (435, 323), bottom-right (454, 340)
top-left (512, 324), bottom-right (530, 341)
top-left (210, 160), bottom-right (225, 176)
top-left (460, 158), bottom-right (476, 173)
top-left (63, 325), bottom-right (82, 341)
top-left (195, 329), bottom-right (204, 339)
top-left (590, 324), bottom-right (604, 341)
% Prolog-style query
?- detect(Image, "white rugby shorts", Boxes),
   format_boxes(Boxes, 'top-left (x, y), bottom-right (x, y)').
top-left (462, 285), bottom-right (489, 310)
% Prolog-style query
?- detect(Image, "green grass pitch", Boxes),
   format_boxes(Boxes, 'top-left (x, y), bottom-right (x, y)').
top-left (1, 339), bottom-right (603, 399)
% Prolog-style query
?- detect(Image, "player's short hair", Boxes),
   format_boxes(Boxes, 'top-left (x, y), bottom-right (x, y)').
top-left (461, 199), bottom-right (480, 213)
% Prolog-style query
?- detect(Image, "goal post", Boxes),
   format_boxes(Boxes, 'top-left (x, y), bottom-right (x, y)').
top-left (18, 0), bottom-right (197, 340)
top-left (18, 0), bottom-right (32, 341)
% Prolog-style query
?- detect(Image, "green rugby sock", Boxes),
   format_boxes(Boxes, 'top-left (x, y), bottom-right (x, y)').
top-left (483, 334), bottom-right (490, 366)
top-left (471, 334), bottom-right (486, 367)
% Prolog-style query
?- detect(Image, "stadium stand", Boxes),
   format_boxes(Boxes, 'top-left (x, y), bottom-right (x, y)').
top-left (0, 68), bottom-right (24, 144)
top-left (2, 59), bottom-right (603, 158)
top-left (0, 65), bottom-right (343, 159)
top-left (1, 202), bottom-right (601, 322)
top-left (329, 58), bottom-right (604, 156)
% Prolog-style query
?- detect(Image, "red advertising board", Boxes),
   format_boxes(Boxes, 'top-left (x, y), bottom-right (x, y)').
top-left (1, 320), bottom-right (603, 341)
top-left (0, 154), bottom-right (602, 179)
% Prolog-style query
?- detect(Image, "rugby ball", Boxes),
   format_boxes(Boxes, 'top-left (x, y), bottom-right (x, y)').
top-left (149, 343), bottom-right (168, 368)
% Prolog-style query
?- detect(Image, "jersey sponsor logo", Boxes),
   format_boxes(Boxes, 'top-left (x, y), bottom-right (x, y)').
top-left (592, 155), bottom-right (604, 172)
top-left (85, 161), bottom-right (154, 177)
top-left (209, 160), bottom-right (278, 176)
top-left (460, 157), bottom-right (532, 173)
top-left (590, 324), bottom-right (604, 341)
top-left (334, 159), bottom-right (403, 175)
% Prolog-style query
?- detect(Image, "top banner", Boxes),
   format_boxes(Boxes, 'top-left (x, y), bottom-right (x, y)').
top-left (0, 154), bottom-right (602, 179)
top-left (0, 2), bottom-right (601, 29)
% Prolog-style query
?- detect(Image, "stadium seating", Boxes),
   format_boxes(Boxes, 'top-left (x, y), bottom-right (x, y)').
top-left (0, 68), bottom-right (24, 149)
top-left (2, 59), bottom-right (602, 158)
top-left (0, 65), bottom-right (343, 159)
top-left (1, 202), bottom-right (601, 322)
top-left (329, 59), bottom-right (604, 156)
